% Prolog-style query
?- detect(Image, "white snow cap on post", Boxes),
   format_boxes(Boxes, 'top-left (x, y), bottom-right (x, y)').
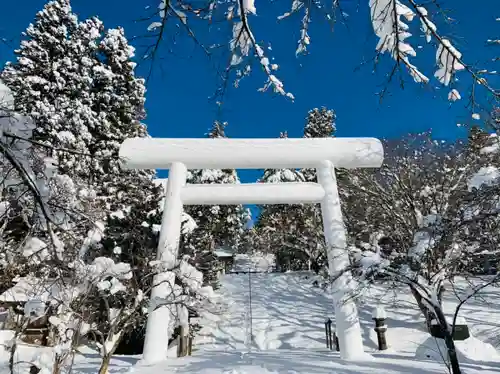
top-left (372, 306), bottom-right (387, 320)
top-left (119, 137), bottom-right (384, 170)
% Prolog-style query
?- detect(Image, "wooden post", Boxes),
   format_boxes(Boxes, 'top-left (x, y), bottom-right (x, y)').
top-left (325, 318), bottom-right (340, 352)
top-left (325, 319), bottom-right (330, 349)
top-left (176, 334), bottom-right (181, 358)
top-left (373, 318), bottom-right (388, 350)
top-left (187, 336), bottom-right (193, 356)
top-left (177, 326), bottom-right (189, 357)
top-left (372, 306), bottom-right (388, 351)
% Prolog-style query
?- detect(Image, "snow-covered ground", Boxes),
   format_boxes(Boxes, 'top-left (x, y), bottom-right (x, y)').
top-left (2, 267), bottom-right (500, 373)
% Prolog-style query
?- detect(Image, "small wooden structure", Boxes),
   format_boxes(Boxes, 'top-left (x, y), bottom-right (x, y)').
top-left (214, 248), bottom-right (235, 275)
top-left (430, 317), bottom-right (470, 341)
top-left (0, 276), bottom-right (75, 346)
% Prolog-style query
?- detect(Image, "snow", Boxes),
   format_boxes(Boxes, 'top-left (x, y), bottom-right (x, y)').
top-left (2, 272), bottom-right (500, 373)
top-left (372, 306), bottom-right (387, 319)
top-left (232, 253), bottom-right (276, 272)
top-left (120, 137), bottom-right (384, 170)
top-left (448, 89), bottom-right (461, 101)
top-left (242, 0), bottom-right (256, 14)
top-left (434, 39), bottom-right (465, 86)
top-left (182, 182), bottom-right (325, 205)
top-left (214, 249), bottom-right (234, 258)
top-left (370, 0), bottom-right (428, 84)
top-left (24, 299), bottom-right (46, 319)
top-left (79, 221), bottom-right (105, 258)
top-left (154, 178), bottom-right (198, 235)
top-left (468, 166), bottom-right (500, 191)
top-left (0, 276), bottom-right (82, 304)
top-left (0, 79), bottom-right (14, 110)
top-left (480, 135), bottom-right (500, 154)
top-left (22, 237), bottom-right (50, 262)
top-left (86, 257), bottom-right (133, 281)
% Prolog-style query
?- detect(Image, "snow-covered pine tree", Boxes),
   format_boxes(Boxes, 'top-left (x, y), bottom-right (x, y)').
top-left (301, 107), bottom-right (336, 182)
top-left (181, 121), bottom-right (250, 288)
top-left (0, 0), bottom-right (104, 268)
top-left (291, 107), bottom-right (337, 272)
top-left (254, 131), bottom-right (312, 271)
top-left (77, 27), bottom-right (185, 356)
top-left (1, 2), bottom-right (177, 357)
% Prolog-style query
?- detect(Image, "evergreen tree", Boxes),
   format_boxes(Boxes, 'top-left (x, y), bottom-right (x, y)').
top-left (301, 107), bottom-right (336, 182)
top-left (181, 121), bottom-right (250, 287)
top-left (0, 0), bottom-right (103, 261)
top-left (254, 131), bottom-right (311, 271)
top-left (2, 2), bottom-right (191, 355)
top-left (296, 107), bottom-right (337, 271)
top-left (82, 26), bottom-right (162, 275)
top-left (256, 109), bottom-right (336, 273)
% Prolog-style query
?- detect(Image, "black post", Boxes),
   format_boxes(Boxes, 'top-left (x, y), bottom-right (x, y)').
top-left (325, 319), bottom-right (331, 349)
top-left (188, 336), bottom-right (193, 356)
top-left (373, 318), bottom-right (388, 351)
top-left (329, 324), bottom-right (333, 350)
top-left (248, 270), bottom-right (253, 345)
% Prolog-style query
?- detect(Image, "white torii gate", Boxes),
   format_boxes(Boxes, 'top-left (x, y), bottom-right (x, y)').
top-left (119, 137), bottom-right (384, 364)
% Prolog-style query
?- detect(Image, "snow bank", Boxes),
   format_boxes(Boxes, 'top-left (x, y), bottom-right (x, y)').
top-left (468, 166), bottom-right (500, 191)
top-left (232, 253), bottom-right (275, 272)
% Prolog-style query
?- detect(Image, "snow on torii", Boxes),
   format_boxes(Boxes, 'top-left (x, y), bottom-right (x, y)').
top-left (119, 137), bottom-right (384, 364)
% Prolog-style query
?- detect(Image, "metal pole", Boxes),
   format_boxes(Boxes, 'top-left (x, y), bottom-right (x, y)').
top-left (248, 269), bottom-right (253, 347)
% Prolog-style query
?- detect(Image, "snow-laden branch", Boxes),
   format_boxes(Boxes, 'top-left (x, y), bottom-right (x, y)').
top-left (369, 0), bottom-right (429, 84)
top-left (408, 1), bottom-right (498, 99)
top-left (278, 0), bottom-right (311, 56)
top-left (230, 0), bottom-right (295, 99)
top-left (141, 0), bottom-right (498, 104)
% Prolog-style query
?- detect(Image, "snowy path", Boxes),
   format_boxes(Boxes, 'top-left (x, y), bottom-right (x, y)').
top-left (196, 272), bottom-right (331, 352)
top-left (5, 271), bottom-right (500, 373)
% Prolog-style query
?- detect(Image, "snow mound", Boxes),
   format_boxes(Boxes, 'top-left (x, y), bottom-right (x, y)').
top-left (232, 253), bottom-right (275, 273)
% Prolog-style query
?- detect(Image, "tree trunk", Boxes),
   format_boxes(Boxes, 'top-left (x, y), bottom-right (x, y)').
top-left (409, 285), bottom-right (461, 374)
top-left (52, 360), bottom-right (62, 374)
top-left (9, 341), bottom-right (16, 374)
top-left (98, 355), bottom-right (111, 374)
top-left (409, 285), bottom-right (434, 331)
top-left (433, 306), bottom-right (461, 374)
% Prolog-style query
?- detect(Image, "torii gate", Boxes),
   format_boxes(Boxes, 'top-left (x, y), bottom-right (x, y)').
top-left (119, 137), bottom-right (384, 364)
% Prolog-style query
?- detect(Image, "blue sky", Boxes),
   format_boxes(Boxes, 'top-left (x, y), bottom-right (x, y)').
top-left (1, 0), bottom-right (498, 190)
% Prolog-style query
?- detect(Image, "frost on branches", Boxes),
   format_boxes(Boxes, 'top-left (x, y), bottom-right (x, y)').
top-left (142, 0), bottom-right (497, 104)
top-left (0, 76), bottom-right (71, 281)
top-left (339, 130), bottom-right (500, 323)
top-left (370, 0), bottom-right (466, 99)
top-left (1, 0), bottom-right (205, 370)
top-left (337, 130), bottom-right (500, 373)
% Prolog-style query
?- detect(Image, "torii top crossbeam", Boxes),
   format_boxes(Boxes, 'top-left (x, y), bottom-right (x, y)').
top-left (119, 137), bottom-right (384, 170)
